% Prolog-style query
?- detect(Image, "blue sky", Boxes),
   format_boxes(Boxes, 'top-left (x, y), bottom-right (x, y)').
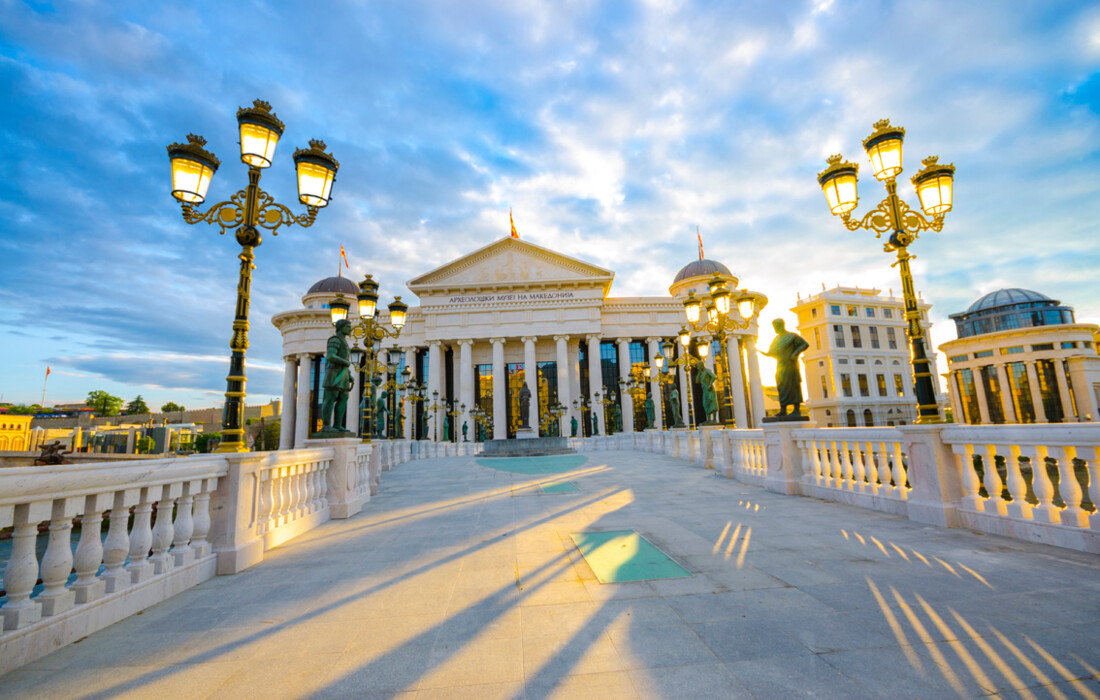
top-left (1, 0), bottom-right (1098, 409)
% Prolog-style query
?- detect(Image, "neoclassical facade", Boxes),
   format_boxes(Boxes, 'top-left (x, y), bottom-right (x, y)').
top-left (273, 236), bottom-right (770, 447)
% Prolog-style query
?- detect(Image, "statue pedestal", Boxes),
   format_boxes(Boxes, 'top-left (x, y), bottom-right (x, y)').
top-left (516, 427), bottom-right (538, 440)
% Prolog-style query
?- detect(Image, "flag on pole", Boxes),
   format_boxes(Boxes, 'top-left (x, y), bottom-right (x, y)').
top-left (45, 366), bottom-right (51, 378)
top-left (510, 209), bottom-right (519, 239)
top-left (340, 244), bottom-right (350, 269)
top-left (696, 226), bottom-right (705, 260)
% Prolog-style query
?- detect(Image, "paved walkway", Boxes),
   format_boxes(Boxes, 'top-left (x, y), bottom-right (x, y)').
top-left (3, 451), bottom-right (1100, 699)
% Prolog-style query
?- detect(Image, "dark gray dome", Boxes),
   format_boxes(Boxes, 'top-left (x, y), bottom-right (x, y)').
top-left (307, 276), bottom-right (360, 295)
top-left (966, 288), bottom-right (1054, 313)
top-left (673, 259), bottom-right (732, 284)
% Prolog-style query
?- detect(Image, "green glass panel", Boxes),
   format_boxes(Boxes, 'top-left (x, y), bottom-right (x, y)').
top-left (571, 530), bottom-right (691, 583)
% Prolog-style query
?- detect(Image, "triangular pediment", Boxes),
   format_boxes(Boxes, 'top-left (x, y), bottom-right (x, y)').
top-left (407, 237), bottom-right (614, 294)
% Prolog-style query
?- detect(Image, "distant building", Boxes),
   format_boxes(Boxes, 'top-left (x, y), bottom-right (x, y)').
top-left (794, 286), bottom-right (942, 427)
top-left (940, 289), bottom-right (1100, 423)
top-left (0, 415), bottom-right (32, 450)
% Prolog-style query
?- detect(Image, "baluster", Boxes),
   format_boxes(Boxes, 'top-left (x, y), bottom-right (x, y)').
top-left (851, 441), bottom-right (866, 491)
top-left (302, 463), bottom-right (315, 512)
top-left (127, 487), bottom-right (154, 583)
top-left (171, 484), bottom-right (195, 566)
top-left (283, 464), bottom-right (297, 520)
top-left (839, 441), bottom-right (854, 490)
top-left (755, 440), bottom-right (765, 475)
top-left (1030, 445), bottom-right (1061, 524)
top-left (958, 444), bottom-right (983, 510)
top-left (1, 504), bottom-right (43, 629)
top-left (1004, 445), bottom-right (1032, 519)
top-left (863, 442), bottom-right (879, 494)
top-left (38, 499), bottom-right (76, 616)
top-left (293, 464), bottom-right (305, 516)
top-left (827, 441), bottom-right (841, 488)
top-left (982, 445), bottom-right (1007, 515)
top-left (892, 442), bottom-right (907, 496)
top-left (101, 491), bottom-right (131, 593)
top-left (1088, 447), bottom-right (1100, 530)
top-left (277, 466), bottom-right (290, 524)
top-left (1057, 446), bottom-right (1087, 528)
top-left (259, 469), bottom-right (274, 533)
top-left (149, 484), bottom-right (175, 575)
top-left (809, 440), bottom-right (823, 485)
top-left (190, 480), bottom-right (213, 558)
top-left (71, 494), bottom-right (107, 604)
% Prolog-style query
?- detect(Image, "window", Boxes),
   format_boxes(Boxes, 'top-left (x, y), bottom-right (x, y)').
top-left (1031, 343), bottom-right (1054, 351)
top-left (974, 350), bottom-right (994, 358)
top-left (847, 305), bottom-right (858, 317)
top-left (863, 409), bottom-right (874, 427)
top-left (839, 358), bottom-right (849, 364)
top-left (894, 374), bottom-right (905, 396)
top-left (821, 376), bottom-right (829, 399)
top-left (855, 358), bottom-right (865, 365)
top-left (886, 327), bottom-right (897, 349)
top-left (814, 328), bottom-right (821, 350)
top-left (949, 354), bottom-right (968, 363)
top-left (846, 409), bottom-right (857, 427)
top-left (1061, 342), bottom-right (1077, 349)
top-left (1000, 346), bottom-right (1024, 355)
top-left (811, 308), bottom-right (818, 319)
top-left (876, 374), bottom-right (888, 396)
top-left (858, 374), bottom-right (870, 397)
top-left (841, 374), bottom-right (852, 397)
top-left (833, 325), bottom-right (845, 348)
top-left (883, 308), bottom-right (893, 319)
top-left (830, 304), bottom-right (841, 316)
top-left (869, 326), bottom-right (880, 349)
top-left (851, 326), bottom-right (862, 348)
top-left (866, 307), bottom-right (876, 318)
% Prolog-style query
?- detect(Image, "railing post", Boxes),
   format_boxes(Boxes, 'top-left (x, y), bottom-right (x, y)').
top-left (208, 453), bottom-right (265, 575)
top-left (898, 425), bottom-right (961, 528)
top-left (763, 422), bottom-right (811, 495)
top-left (316, 437), bottom-right (367, 519)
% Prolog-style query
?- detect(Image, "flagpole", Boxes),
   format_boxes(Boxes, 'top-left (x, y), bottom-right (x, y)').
top-left (41, 371), bottom-right (48, 407)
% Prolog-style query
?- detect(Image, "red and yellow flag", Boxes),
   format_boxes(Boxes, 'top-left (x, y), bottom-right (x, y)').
top-left (340, 244), bottom-right (350, 269)
top-left (696, 226), bottom-right (705, 260)
top-left (510, 209), bottom-right (519, 239)
top-left (45, 366), bottom-right (51, 378)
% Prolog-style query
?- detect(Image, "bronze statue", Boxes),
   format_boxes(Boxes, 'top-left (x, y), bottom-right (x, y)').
top-left (611, 404), bottom-right (622, 433)
top-left (591, 412), bottom-right (598, 435)
top-left (571, 415), bottom-right (578, 437)
top-left (374, 389), bottom-right (389, 438)
top-left (419, 409), bottom-right (428, 439)
top-left (668, 386), bottom-right (683, 427)
top-left (462, 421), bottom-right (468, 442)
top-left (762, 319), bottom-right (810, 417)
top-left (319, 320), bottom-right (353, 434)
top-left (697, 366), bottom-right (719, 423)
top-left (644, 396), bottom-right (655, 428)
top-left (34, 441), bottom-right (72, 466)
top-left (518, 384), bottom-right (531, 428)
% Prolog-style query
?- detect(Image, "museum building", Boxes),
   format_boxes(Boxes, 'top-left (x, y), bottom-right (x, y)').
top-left (273, 235), bottom-right (770, 448)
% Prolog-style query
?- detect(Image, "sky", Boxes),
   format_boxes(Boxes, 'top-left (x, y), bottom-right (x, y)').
top-left (0, 0), bottom-right (1098, 411)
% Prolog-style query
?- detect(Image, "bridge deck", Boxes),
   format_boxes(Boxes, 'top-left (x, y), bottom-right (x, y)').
top-left (3, 451), bottom-right (1099, 699)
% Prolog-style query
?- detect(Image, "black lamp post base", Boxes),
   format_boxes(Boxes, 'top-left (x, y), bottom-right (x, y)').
top-left (312, 427), bottom-right (355, 438)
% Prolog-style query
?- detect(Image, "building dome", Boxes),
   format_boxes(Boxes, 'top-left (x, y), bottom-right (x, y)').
top-left (673, 259), bottom-right (732, 284)
top-left (306, 276), bottom-right (360, 296)
top-left (966, 288), bottom-right (1055, 314)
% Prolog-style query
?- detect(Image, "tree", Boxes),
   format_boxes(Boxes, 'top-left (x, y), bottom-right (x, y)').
top-left (161, 402), bottom-right (185, 413)
top-left (86, 390), bottom-right (123, 416)
top-left (125, 395), bottom-right (150, 415)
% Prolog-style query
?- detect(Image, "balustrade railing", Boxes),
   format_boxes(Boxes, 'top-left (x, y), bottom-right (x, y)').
top-left (727, 430), bottom-right (766, 482)
top-left (793, 427), bottom-right (909, 502)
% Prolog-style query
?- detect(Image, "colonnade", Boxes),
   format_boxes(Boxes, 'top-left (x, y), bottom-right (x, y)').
top-left (948, 357), bottom-right (1095, 424)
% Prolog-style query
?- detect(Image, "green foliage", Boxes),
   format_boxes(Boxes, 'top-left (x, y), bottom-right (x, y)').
top-left (161, 402), bottom-right (185, 413)
top-left (194, 432), bottom-right (221, 453)
top-left (259, 421), bottom-right (280, 451)
top-left (86, 390), bottom-right (123, 416)
top-left (125, 395), bottom-right (150, 415)
top-left (135, 436), bottom-right (155, 454)
top-left (6, 404), bottom-right (43, 415)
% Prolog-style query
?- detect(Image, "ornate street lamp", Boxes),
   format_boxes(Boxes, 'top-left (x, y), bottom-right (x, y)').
top-left (348, 274), bottom-right (408, 441)
top-left (817, 118), bottom-right (955, 423)
top-left (167, 99), bottom-right (338, 452)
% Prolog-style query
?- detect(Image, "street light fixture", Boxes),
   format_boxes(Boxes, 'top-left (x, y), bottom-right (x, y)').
top-left (167, 99), bottom-right (338, 452)
top-left (347, 274), bottom-right (408, 441)
top-left (817, 118), bottom-right (955, 423)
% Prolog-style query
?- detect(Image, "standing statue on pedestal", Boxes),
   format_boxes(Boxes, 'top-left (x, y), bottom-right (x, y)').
top-left (419, 410), bottom-right (428, 439)
top-left (318, 320), bottom-right (353, 435)
top-left (571, 416), bottom-right (578, 437)
top-left (591, 412), bottom-right (599, 436)
top-left (668, 386), bottom-right (684, 427)
top-left (462, 421), bottom-right (468, 442)
top-left (518, 384), bottom-right (532, 428)
top-left (697, 366), bottom-right (719, 424)
top-left (761, 319), bottom-right (810, 418)
top-left (644, 396), bottom-right (655, 428)
top-left (374, 389), bottom-right (389, 438)
top-left (611, 404), bottom-right (623, 433)
top-left (443, 414), bottom-right (451, 442)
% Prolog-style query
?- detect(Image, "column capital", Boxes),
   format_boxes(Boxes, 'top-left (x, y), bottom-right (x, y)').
top-left (296, 352), bottom-right (313, 361)
top-left (586, 334), bottom-right (602, 343)
top-left (456, 338), bottom-right (474, 348)
top-left (521, 336), bottom-right (538, 345)
top-left (616, 337), bottom-right (632, 348)
top-left (490, 337), bottom-right (506, 346)
top-left (645, 336), bottom-right (661, 345)
top-left (428, 340), bottom-right (444, 349)
top-left (553, 334), bottom-right (571, 343)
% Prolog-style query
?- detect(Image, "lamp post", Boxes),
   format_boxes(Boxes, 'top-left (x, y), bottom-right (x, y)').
top-left (680, 276), bottom-right (765, 428)
top-left (427, 391), bottom-right (445, 442)
top-left (652, 353), bottom-right (676, 429)
top-left (598, 388), bottom-right (617, 433)
top-left (446, 402), bottom-right (465, 443)
top-left (662, 332), bottom-right (705, 428)
top-left (345, 275), bottom-right (408, 441)
top-left (817, 119), bottom-right (955, 423)
top-left (167, 99), bottom-right (338, 452)
top-left (405, 381), bottom-right (426, 439)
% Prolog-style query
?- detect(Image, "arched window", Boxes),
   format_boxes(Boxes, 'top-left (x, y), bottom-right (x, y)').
top-left (846, 410), bottom-right (856, 427)
top-left (11, 437), bottom-right (22, 450)
top-left (0, 436), bottom-right (8, 450)
top-left (863, 409), bottom-right (874, 427)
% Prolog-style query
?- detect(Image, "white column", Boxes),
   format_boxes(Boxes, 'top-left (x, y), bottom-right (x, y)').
top-left (677, 345), bottom-right (690, 427)
top-left (428, 342), bottom-right (443, 440)
top-left (726, 335), bottom-right (748, 428)
top-left (948, 372), bottom-right (966, 424)
top-left (346, 361), bottom-right (360, 433)
top-left (996, 364), bottom-right (1017, 423)
top-left (617, 338), bottom-right (634, 433)
top-left (1026, 362), bottom-right (1048, 423)
top-left (974, 367), bottom-right (992, 424)
top-left (280, 356), bottom-right (297, 450)
top-left (458, 340), bottom-right (474, 438)
top-left (522, 337), bottom-right (540, 435)
top-left (647, 337), bottom-right (663, 430)
top-left (587, 335), bottom-right (604, 435)
top-left (403, 347), bottom-right (418, 440)
top-left (570, 338), bottom-right (582, 420)
top-left (492, 338), bottom-right (506, 440)
top-left (1053, 360), bottom-right (1073, 422)
top-left (294, 354), bottom-right (312, 447)
top-left (744, 337), bottom-right (766, 427)
top-left (555, 335), bottom-right (573, 430)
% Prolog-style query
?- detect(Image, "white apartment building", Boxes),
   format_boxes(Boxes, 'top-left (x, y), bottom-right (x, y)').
top-left (793, 286), bottom-right (941, 427)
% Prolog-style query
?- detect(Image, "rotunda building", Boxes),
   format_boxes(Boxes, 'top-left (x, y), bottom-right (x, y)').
top-left (272, 237), bottom-right (770, 447)
top-left (940, 288), bottom-right (1100, 424)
